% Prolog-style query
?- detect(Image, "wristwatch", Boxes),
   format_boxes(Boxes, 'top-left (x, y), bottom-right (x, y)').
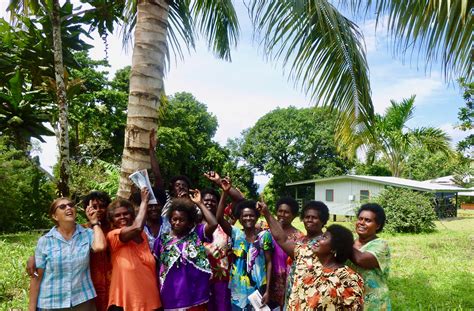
top-left (90, 221), bottom-right (101, 227)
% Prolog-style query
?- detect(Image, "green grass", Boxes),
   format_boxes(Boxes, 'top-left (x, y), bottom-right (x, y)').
top-left (1, 212), bottom-right (473, 310)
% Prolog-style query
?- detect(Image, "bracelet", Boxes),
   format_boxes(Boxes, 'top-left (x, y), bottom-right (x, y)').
top-left (90, 221), bottom-right (101, 228)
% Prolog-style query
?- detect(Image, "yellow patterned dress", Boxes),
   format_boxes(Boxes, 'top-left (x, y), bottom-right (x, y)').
top-left (287, 240), bottom-right (364, 310)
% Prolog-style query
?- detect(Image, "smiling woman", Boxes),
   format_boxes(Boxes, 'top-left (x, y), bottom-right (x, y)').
top-left (28, 197), bottom-right (106, 311)
top-left (106, 189), bottom-right (162, 311)
top-left (349, 203), bottom-right (391, 310)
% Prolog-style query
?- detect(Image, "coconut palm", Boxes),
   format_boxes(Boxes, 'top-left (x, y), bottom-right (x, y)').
top-left (341, 96), bottom-right (452, 177)
top-left (116, 0), bottom-right (240, 198)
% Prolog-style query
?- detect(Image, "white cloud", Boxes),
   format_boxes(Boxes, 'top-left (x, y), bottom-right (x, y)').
top-left (371, 76), bottom-right (443, 113)
top-left (439, 123), bottom-right (473, 148)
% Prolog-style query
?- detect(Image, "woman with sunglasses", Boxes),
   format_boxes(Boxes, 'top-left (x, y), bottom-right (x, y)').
top-left (28, 197), bottom-right (106, 311)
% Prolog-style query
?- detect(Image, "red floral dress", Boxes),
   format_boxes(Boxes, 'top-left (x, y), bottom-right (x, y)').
top-left (287, 241), bottom-right (364, 310)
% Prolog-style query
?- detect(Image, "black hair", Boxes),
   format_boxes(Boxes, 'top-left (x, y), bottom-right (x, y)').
top-left (300, 201), bottom-right (329, 225)
top-left (167, 198), bottom-right (198, 224)
top-left (82, 191), bottom-right (111, 209)
top-left (169, 175), bottom-right (192, 192)
top-left (234, 200), bottom-right (260, 219)
top-left (357, 203), bottom-right (386, 233)
top-left (130, 187), bottom-right (167, 206)
top-left (326, 224), bottom-right (354, 263)
top-left (201, 188), bottom-right (220, 203)
top-left (276, 197), bottom-right (299, 216)
top-left (108, 199), bottom-right (135, 223)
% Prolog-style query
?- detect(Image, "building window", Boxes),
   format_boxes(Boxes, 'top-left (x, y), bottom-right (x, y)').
top-left (360, 190), bottom-right (370, 202)
top-left (326, 189), bottom-right (334, 202)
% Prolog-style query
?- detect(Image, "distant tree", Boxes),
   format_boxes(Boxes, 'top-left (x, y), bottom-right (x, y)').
top-left (69, 54), bottom-right (128, 164)
top-left (341, 96), bottom-right (452, 177)
top-left (402, 147), bottom-right (464, 181)
top-left (456, 78), bottom-right (473, 153)
top-left (153, 92), bottom-right (257, 194)
top-left (240, 106), bottom-right (351, 198)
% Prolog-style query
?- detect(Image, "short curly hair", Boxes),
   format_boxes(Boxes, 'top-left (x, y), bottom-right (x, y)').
top-left (201, 188), bottom-right (220, 203)
top-left (167, 198), bottom-right (198, 224)
top-left (234, 200), bottom-right (259, 219)
top-left (357, 203), bottom-right (386, 233)
top-left (169, 175), bottom-right (192, 192)
top-left (300, 201), bottom-right (329, 225)
top-left (326, 224), bottom-right (354, 263)
top-left (82, 191), bottom-right (111, 209)
top-left (108, 199), bottom-right (135, 224)
top-left (275, 197), bottom-right (299, 216)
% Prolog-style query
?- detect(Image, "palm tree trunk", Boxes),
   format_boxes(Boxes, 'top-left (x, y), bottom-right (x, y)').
top-left (51, 0), bottom-right (70, 196)
top-left (117, 0), bottom-right (169, 199)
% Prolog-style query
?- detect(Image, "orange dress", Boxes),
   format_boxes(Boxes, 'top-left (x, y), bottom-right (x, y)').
top-left (84, 224), bottom-right (112, 311)
top-left (107, 229), bottom-right (161, 311)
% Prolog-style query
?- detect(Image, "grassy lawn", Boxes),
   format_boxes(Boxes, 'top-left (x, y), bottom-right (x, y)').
top-left (1, 211), bottom-right (473, 310)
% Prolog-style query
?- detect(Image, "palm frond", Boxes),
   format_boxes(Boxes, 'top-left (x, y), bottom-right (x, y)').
top-left (344, 0), bottom-right (473, 82)
top-left (249, 0), bottom-right (374, 130)
top-left (192, 0), bottom-right (240, 61)
top-left (410, 127), bottom-right (452, 154)
top-left (383, 95), bottom-right (415, 131)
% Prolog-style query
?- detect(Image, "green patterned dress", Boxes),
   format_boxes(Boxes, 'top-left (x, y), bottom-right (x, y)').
top-left (350, 238), bottom-right (391, 310)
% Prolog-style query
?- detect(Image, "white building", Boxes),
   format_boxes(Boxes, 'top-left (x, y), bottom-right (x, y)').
top-left (286, 175), bottom-right (468, 217)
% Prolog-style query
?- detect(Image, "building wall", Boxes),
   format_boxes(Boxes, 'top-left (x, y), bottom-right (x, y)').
top-left (313, 179), bottom-right (386, 216)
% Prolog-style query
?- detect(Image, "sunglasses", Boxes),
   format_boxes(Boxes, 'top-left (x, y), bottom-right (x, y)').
top-left (55, 202), bottom-right (75, 212)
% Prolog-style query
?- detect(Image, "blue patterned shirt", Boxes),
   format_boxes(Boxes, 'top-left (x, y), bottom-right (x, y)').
top-left (35, 224), bottom-right (96, 309)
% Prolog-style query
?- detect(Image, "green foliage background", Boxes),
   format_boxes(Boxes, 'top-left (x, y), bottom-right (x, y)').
top-left (375, 187), bottom-right (437, 233)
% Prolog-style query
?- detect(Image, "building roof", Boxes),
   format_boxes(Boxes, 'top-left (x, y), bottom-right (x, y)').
top-left (286, 175), bottom-right (470, 192)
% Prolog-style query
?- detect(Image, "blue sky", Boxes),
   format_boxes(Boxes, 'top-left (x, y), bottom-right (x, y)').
top-left (1, 1), bottom-right (470, 179)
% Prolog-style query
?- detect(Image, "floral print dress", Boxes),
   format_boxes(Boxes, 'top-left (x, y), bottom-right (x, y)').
top-left (270, 229), bottom-right (305, 307)
top-left (229, 227), bottom-right (273, 309)
top-left (154, 223), bottom-right (212, 309)
top-left (287, 240), bottom-right (364, 310)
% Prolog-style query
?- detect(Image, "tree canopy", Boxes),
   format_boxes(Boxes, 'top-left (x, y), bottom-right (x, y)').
top-left (238, 106), bottom-right (352, 200)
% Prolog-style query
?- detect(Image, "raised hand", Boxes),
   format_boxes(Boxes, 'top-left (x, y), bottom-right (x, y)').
top-left (86, 204), bottom-right (99, 224)
top-left (220, 176), bottom-right (232, 192)
top-left (255, 201), bottom-right (270, 215)
top-left (140, 187), bottom-right (150, 204)
top-left (203, 171), bottom-right (222, 186)
top-left (189, 189), bottom-right (202, 205)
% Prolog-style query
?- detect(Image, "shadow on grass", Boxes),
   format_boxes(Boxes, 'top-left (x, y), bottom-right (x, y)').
top-left (390, 271), bottom-right (474, 310)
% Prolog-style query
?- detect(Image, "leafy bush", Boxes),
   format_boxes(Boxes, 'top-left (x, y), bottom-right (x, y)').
top-left (375, 187), bottom-right (437, 233)
top-left (0, 138), bottom-right (55, 232)
top-left (69, 160), bottom-right (119, 202)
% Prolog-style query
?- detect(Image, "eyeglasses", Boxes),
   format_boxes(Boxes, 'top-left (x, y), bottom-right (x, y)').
top-left (54, 202), bottom-right (75, 212)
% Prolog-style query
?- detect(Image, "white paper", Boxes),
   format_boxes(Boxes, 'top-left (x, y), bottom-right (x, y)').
top-left (129, 169), bottom-right (157, 204)
top-left (248, 290), bottom-right (271, 311)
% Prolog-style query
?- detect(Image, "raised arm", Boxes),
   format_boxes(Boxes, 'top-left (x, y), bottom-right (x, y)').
top-left (85, 205), bottom-right (106, 252)
top-left (149, 129), bottom-right (164, 189)
top-left (119, 188), bottom-right (149, 243)
top-left (204, 171), bottom-right (244, 203)
top-left (256, 201), bottom-right (297, 259)
top-left (216, 177), bottom-right (234, 237)
top-left (351, 246), bottom-right (380, 269)
top-left (190, 189), bottom-right (218, 237)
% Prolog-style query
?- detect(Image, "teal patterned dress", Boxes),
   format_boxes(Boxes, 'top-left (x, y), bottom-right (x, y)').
top-left (229, 227), bottom-right (273, 309)
top-left (350, 238), bottom-right (391, 310)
